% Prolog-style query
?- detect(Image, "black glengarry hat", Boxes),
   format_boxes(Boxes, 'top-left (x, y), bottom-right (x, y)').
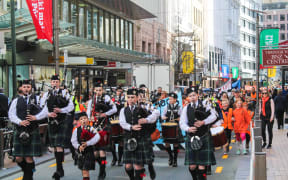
top-left (186, 86), bottom-right (199, 95)
top-left (168, 92), bottom-right (178, 99)
top-left (51, 74), bottom-right (60, 81)
top-left (127, 88), bottom-right (138, 96)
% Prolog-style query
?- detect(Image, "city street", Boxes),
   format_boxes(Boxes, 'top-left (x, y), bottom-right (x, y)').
top-left (2, 139), bottom-right (250, 180)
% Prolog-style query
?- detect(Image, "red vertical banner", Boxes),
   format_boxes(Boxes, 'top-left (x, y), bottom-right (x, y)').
top-left (26, 0), bottom-right (53, 44)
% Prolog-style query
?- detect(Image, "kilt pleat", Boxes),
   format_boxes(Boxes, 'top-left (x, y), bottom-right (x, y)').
top-left (12, 128), bottom-right (42, 157)
top-left (48, 119), bottom-right (71, 148)
top-left (77, 148), bottom-right (95, 170)
top-left (184, 134), bottom-right (216, 166)
top-left (123, 136), bottom-right (153, 165)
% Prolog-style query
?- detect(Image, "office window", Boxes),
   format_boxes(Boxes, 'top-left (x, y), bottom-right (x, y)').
top-left (281, 33), bottom-right (285, 40)
top-left (125, 21), bottom-right (129, 49)
top-left (243, 48), bottom-right (246, 55)
top-left (243, 33), bottom-right (246, 41)
top-left (280, 14), bottom-right (285, 21)
top-left (267, 15), bottom-right (272, 21)
top-left (242, 19), bottom-right (246, 27)
top-left (281, 24), bottom-right (285, 31)
top-left (116, 17), bottom-right (120, 47)
top-left (248, 35), bottom-right (251, 43)
top-left (99, 10), bottom-right (104, 43)
top-left (248, 62), bottom-right (251, 70)
top-left (105, 12), bottom-right (110, 44)
top-left (248, 49), bottom-right (251, 56)
top-left (110, 15), bottom-right (115, 46)
top-left (121, 19), bottom-right (125, 48)
top-left (93, 8), bottom-right (98, 41)
top-left (253, 50), bottom-right (256, 57)
top-left (87, 7), bottom-right (92, 40)
top-left (253, 63), bottom-right (256, 70)
top-left (71, 2), bottom-right (77, 36)
top-left (63, 0), bottom-right (69, 22)
top-left (129, 22), bottom-right (133, 50)
top-left (242, 6), bottom-right (245, 14)
top-left (142, 41), bottom-right (146, 52)
top-left (252, 36), bottom-right (256, 44)
top-left (78, 5), bottom-right (85, 38)
top-left (273, 15), bottom-right (278, 21)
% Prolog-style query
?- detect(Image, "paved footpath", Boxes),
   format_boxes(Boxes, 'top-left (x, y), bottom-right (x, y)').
top-left (265, 124), bottom-right (288, 180)
top-left (1, 138), bottom-right (252, 180)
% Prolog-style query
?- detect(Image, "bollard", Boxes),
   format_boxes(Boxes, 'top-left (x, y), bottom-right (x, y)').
top-left (254, 136), bottom-right (262, 152)
top-left (253, 127), bottom-right (261, 137)
top-left (254, 152), bottom-right (267, 180)
top-left (255, 120), bottom-right (262, 128)
top-left (0, 129), bottom-right (4, 169)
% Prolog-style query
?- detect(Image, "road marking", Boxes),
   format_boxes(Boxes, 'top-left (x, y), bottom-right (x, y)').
top-left (222, 154), bottom-right (229, 159)
top-left (49, 163), bottom-right (57, 167)
top-left (14, 177), bottom-right (23, 180)
top-left (231, 139), bottom-right (235, 143)
top-left (215, 166), bottom-right (223, 173)
top-left (229, 146), bottom-right (232, 150)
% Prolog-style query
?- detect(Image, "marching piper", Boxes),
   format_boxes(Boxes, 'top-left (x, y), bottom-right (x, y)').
top-left (27, 75), bottom-right (74, 180)
top-left (71, 112), bottom-right (101, 180)
top-left (110, 86), bottom-right (125, 166)
top-left (86, 82), bottom-right (117, 180)
top-left (9, 80), bottom-right (42, 180)
top-left (119, 88), bottom-right (160, 180)
top-left (161, 92), bottom-right (184, 167)
top-left (180, 87), bottom-right (217, 180)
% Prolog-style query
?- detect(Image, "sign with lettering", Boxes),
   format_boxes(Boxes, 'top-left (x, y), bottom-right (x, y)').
top-left (262, 49), bottom-right (288, 66)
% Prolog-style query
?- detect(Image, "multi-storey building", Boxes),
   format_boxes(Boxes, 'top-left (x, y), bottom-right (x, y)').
top-left (132, 0), bottom-right (205, 87)
top-left (263, 2), bottom-right (288, 42)
top-left (240, 0), bottom-right (262, 83)
top-left (0, 0), bottom-right (155, 96)
top-left (203, 0), bottom-right (241, 88)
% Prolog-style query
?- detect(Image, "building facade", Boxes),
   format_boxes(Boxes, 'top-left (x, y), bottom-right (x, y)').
top-left (203, 0), bottom-right (241, 88)
top-left (239, 0), bottom-right (261, 83)
top-left (0, 0), bottom-right (155, 97)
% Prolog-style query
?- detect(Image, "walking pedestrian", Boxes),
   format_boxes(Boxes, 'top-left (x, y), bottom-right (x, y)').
top-left (274, 90), bottom-right (286, 129)
top-left (260, 88), bottom-right (275, 149)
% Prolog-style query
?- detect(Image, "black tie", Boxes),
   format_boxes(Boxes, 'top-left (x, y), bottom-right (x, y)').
top-left (193, 103), bottom-right (196, 110)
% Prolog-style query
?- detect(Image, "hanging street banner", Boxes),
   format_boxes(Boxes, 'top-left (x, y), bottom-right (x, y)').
top-left (182, 51), bottom-right (194, 74)
top-left (221, 64), bottom-right (229, 78)
top-left (219, 78), bottom-right (232, 93)
top-left (26, 0), bottom-right (53, 44)
top-left (262, 48), bottom-right (288, 66)
top-left (268, 67), bottom-right (276, 77)
top-left (260, 29), bottom-right (279, 69)
top-left (232, 67), bottom-right (239, 79)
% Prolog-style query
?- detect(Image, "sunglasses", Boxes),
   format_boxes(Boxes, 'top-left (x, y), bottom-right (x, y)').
top-left (262, 92), bottom-right (268, 94)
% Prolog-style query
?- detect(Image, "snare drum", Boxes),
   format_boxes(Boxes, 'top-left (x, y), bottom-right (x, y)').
top-left (210, 126), bottom-right (227, 148)
top-left (161, 122), bottom-right (178, 142)
top-left (110, 120), bottom-right (123, 140)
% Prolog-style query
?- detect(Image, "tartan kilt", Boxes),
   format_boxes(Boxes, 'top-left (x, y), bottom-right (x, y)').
top-left (77, 148), bottom-right (95, 170)
top-left (184, 134), bottom-right (216, 166)
top-left (123, 136), bottom-right (153, 165)
top-left (48, 119), bottom-right (70, 148)
top-left (12, 128), bottom-right (42, 157)
top-left (163, 127), bottom-right (185, 144)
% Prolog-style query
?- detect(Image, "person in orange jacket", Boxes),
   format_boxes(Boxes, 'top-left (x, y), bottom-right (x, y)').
top-left (243, 102), bottom-right (254, 152)
top-left (221, 99), bottom-right (233, 155)
top-left (232, 100), bottom-right (251, 155)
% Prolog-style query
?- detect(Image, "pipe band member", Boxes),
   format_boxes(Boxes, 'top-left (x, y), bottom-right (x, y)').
top-left (71, 112), bottom-right (101, 180)
top-left (180, 86), bottom-right (217, 180)
top-left (120, 88), bottom-right (160, 180)
top-left (161, 92), bottom-right (184, 167)
top-left (86, 82), bottom-right (117, 180)
top-left (29, 75), bottom-right (74, 180)
top-left (9, 79), bottom-right (42, 180)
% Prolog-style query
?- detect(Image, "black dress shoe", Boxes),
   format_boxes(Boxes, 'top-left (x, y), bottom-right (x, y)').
top-left (111, 159), bottom-right (117, 166)
top-left (262, 143), bottom-right (267, 148)
top-left (117, 161), bottom-right (123, 166)
top-left (267, 144), bottom-right (272, 149)
top-left (98, 172), bottom-right (106, 180)
top-left (148, 164), bottom-right (156, 180)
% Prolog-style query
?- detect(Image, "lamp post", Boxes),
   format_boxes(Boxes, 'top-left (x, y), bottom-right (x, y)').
top-left (11, 0), bottom-right (17, 96)
top-left (53, 0), bottom-right (60, 74)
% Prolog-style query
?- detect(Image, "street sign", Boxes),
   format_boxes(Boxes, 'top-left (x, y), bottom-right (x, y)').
top-left (262, 48), bottom-right (288, 66)
top-left (232, 67), bottom-right (239, 79)
top-left (182, 51), bottom-right (194, 74)
top-left (260, 29), bottom-right (279, 69)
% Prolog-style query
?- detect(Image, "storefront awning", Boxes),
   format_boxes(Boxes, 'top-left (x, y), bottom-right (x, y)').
top-left (40, 35), bottom-right (156, 62)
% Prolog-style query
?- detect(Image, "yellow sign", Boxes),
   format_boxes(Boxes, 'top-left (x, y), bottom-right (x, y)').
top-left (182, 51), bottom-right (194, 74)
top-left (268, 66), bottom-right (276, 78)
